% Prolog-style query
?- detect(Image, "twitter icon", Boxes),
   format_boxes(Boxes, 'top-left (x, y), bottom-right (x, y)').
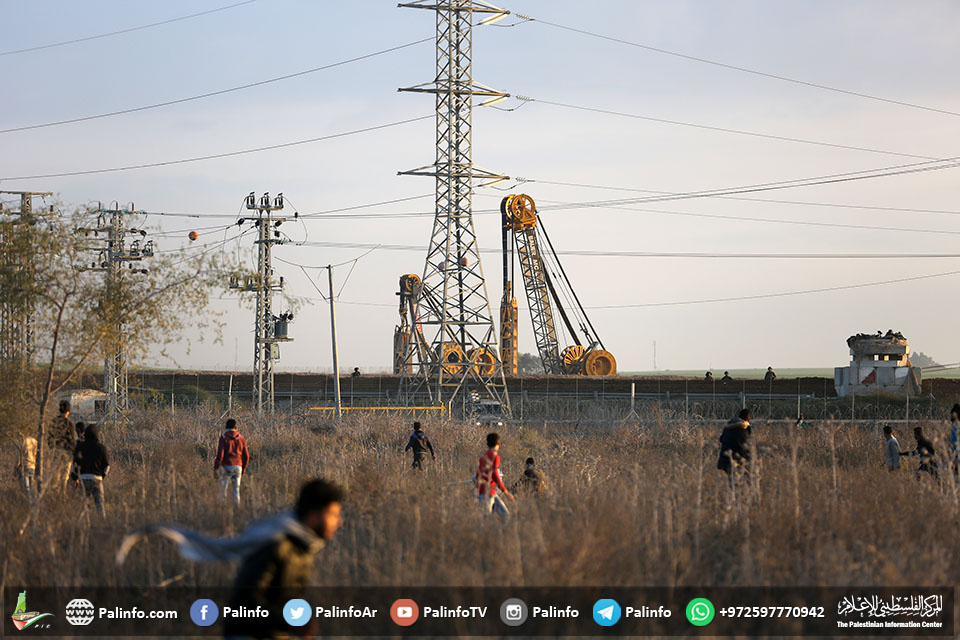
top-left (592, 599), bottom-right (622, 627)
top-left (283, 599), bottom-right (312, 627)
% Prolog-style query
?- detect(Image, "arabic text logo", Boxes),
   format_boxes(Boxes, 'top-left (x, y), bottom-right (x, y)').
top-left (11, 591), bottom-right (54, 631)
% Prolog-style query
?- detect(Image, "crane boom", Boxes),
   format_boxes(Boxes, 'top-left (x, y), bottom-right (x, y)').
top-left (500, 194), bottom-right (617, 377)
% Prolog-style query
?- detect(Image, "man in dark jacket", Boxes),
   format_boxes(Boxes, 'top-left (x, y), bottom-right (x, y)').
top-left (214, 418), bottom-right (250, 505)
top-left (225, 479), bottom-right (344, 639)
top-left (404, 421), bottom-right (435, 470)
top-left (717, 409), bottom-right (752, 479)
top-left (48, 400), bottom-right (76, 492)
top-left (902, 426), bottom-right (938, 479)
top-left (73, 424), bottom-right (109, 517)
top-left (512, 457), bottom-right (547, 496)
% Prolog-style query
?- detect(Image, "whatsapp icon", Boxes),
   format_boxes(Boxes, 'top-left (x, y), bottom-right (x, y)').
top-left (685, 598), bottom-right (715, 626)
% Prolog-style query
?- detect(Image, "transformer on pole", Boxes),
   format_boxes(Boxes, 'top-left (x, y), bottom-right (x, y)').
top-left (229, 192), bottom-right (294, 416)
top-left (83, 203), bottom-right (154, 424)
top-left (396, 0), bottom-right (511, 411)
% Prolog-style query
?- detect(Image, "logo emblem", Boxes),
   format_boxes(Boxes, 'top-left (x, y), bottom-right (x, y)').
top-left (592, 599), bottom-right (621, 626)
top-left (65, 599), bottom-right (95, 626)
top-left (499, 598), bottom-right (528, 626)
top-left (685, 598), bottom-right (715, 626)
top-left (190, 599), bottom-right (220, 627)
top-left (283, 599), bottom-right (312, 627)
top-left (11, 591), bottom-right (53, 631)
top-left (390, 599), bottom-right (420, 626)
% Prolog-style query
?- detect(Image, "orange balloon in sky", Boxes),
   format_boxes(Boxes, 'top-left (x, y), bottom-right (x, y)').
top-left (188, 231), bottom-right (199, 241)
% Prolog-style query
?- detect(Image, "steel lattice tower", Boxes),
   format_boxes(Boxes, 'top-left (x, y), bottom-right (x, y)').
top-left (397, 0), bottom-right (511, 410)
top-left (0, 191), bottom-right (51, 373)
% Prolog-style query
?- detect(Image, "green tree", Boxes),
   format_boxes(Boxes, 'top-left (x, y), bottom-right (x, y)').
top-left (518, 352), bottom-right (544, 375)
top-left (0, 205), bottom-right (226, 492)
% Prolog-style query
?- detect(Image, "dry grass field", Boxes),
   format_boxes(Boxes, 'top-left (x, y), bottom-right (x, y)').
top-left (2, 408), bottom-right (959, 591)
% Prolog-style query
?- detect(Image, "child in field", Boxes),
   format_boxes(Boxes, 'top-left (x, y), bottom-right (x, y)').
top-left (404, 421), bottom-right (436, 470)
top-left (902, 426), bottom-right (938, 480)
top-left (16, 433), bottom-right (37, 497)
top-left (717, 409), bottom-right (752, 477)
top-left (475, 432), bottom-right (514, 517)
top-left (512, 457), bottom-right (547, 496)
top-left (73, 424), bottom-right (110, 517)
top-left (214, 418), bottom-right (249, 505)
top-left (883, 425), bottom-right (900, 471)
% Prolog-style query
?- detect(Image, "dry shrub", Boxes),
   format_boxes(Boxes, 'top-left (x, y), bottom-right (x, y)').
top-left (2, 410), bottom-right (958, 590)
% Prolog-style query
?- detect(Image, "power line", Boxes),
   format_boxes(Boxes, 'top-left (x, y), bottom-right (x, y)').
top-left (0, 38), bottom-right (432, 135)
top-left (518, 156), bottom-right (960, 210)
top-left (528, 196), bottom-right (960, 237)
top-left (266, 268), bottom-right (960, 309)
top-left (519, 98), bottom-right (939, 160)
top-left (524, 15), bottom-right (960, 118)
top-left (588, 269), bottom-right (960, 309)
top-left (2, 115), bottom-right (432, 181)
top-left (528, 179), bottom-right (960, 218)
top-left (296, 240), bottom-right (960, 260)
top-left (0, 1), bottom-right (258, 57)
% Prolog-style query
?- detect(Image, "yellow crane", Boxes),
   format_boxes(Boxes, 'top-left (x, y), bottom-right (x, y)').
top-left (500, 194), bottom-right (616, 376)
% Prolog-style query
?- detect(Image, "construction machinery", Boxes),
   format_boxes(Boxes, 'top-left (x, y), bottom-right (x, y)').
top-left (499, 194), bottom-right (617, 377)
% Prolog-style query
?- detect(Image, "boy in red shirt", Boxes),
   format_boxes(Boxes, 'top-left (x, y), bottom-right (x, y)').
top-left (475, 432), bottom-right (514, 517)
top-left (214, 418), bottom-right (250, 505)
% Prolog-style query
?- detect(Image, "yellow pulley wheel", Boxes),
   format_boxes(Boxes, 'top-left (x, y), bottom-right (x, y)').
top-left (561, 345), bottom-right (585, 375)
top-left (467, 347), bottom-right (496, 376)
top-left (507, 194), bottom-right (537, 231)
top-left (436, 343), bottom-right (465, 376)
top-left (582, 349), bottom-right (617, 377)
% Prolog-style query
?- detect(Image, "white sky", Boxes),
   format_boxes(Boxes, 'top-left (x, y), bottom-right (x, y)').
top-left (3, 0), bottom-right (960, 373)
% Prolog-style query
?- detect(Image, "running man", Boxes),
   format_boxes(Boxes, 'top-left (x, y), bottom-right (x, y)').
top-left (404, 421), bottom-right (435, 470)
top-left (475, 432), bottom-right (514, 517)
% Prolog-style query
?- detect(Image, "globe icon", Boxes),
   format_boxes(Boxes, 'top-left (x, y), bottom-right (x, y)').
top-left (65, 598), bottom-right (95, 626)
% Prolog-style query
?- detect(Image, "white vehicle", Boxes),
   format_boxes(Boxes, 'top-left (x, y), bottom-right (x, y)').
top-left (472, 398), bottom-right (504, 428)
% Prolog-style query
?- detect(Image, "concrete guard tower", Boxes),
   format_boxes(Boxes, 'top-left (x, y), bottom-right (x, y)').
top-left (835, 331), bottom-right (921, 396)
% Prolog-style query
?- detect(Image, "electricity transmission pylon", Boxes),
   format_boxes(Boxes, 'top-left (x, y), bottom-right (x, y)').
top-left (229, 192), bottom-right (294, 416)
top-left (84, 204), bottom-right (154, 424)
top-left (397, 0), bottom-right (512, 411)
top-left (0, 190), bottom-right (52, 371)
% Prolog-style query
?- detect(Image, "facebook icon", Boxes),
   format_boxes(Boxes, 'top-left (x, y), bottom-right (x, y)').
top-left (190, 599), bottom-right (220, 627)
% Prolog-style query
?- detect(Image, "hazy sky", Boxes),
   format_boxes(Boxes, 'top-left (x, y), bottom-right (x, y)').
top-left (4, 0), bottom-right (960, 373)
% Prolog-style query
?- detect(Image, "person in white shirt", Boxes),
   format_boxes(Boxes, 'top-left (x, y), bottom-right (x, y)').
top-left (883, 425), bottom-right (900, 471)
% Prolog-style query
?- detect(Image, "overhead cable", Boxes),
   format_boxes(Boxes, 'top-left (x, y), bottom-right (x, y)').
top-left (2, 115), bottom-right (432, 180)
top-left (0, 1), bottom-right (259, 57)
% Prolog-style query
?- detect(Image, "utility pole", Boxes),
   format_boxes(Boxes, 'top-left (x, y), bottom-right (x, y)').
top-left (229, 192), bottom-right (294, 416)
top-left (327, 266), bottom-right (342, 419)
top-left (82, 203), bottom-right (154, 424)
top-left (0, 190), bottom-right (52, 371)
top-left (397, 0), bottom-right (512, 411)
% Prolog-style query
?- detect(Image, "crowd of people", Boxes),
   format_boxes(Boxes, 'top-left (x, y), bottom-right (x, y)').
top-left (15, 400), bottom-right (110, 517)
top-left (15, 392), bottom-right (960, 639)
